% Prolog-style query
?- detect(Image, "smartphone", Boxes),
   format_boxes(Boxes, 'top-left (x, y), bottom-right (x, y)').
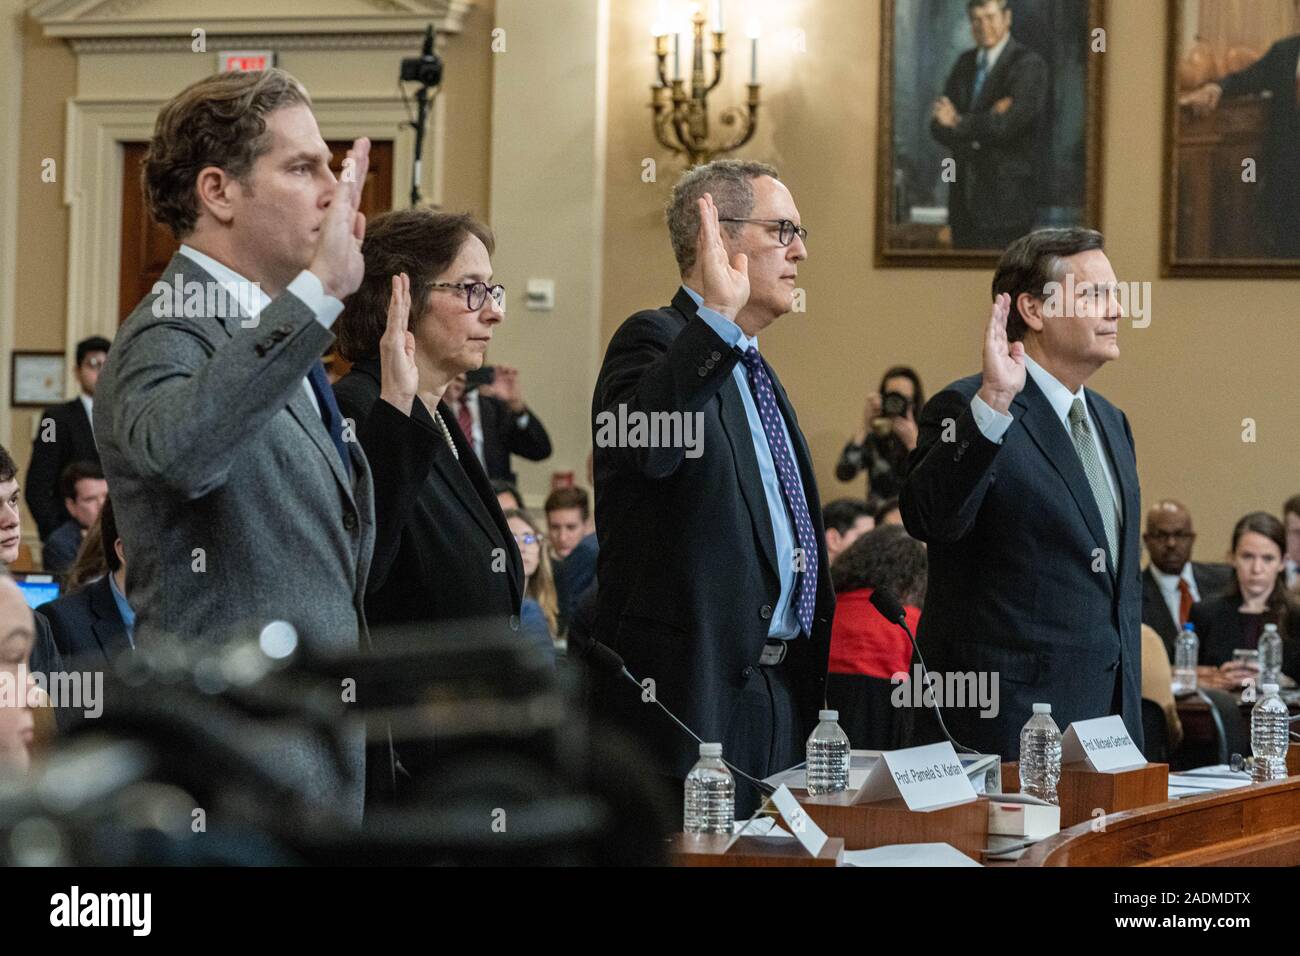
top-left (465, 366), bottom-right (496, 389)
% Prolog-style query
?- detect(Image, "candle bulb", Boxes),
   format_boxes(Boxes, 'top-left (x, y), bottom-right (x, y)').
top-left (673, 30), bottom-right (681, 80)
top-left (746, 18), bottom-right (761, 84)
top-left (712, 0), bottom-right (723, 30)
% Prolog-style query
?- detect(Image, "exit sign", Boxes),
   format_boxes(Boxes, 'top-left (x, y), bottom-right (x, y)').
top-left (218, 50), bottom-right (275, 72)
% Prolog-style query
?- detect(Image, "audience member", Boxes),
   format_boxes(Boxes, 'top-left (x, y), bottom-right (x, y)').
top-left (25, 335), bottom-right (109, 542)
top-left (835, 366), bottom-right (924, 505)
top-left (823, 498), bottom-right (875, 564)
top-left (1191, 511), bottom-right (1300, 687)
top-left (492, 479), bottom-right (524, 512)
top-left (39, 497), bottom-right (133, 664)
top-left (1140, 499), bottom-right (1232, 658)
top-left (546, 486), bottom-right (597, 632)
top-left (825, 524), bottom-right (926, 750)
top-left (62, 514), bottom-right (107, 595)
top-left (443, 367), bottom-right (552, 484)
top-left (504, 508), bottom-right (560, 660)
top-left (1284, 494), bottom-right (1300, 590)
top-left (875, 497), bottom-right (903, 527)
top-left (0, 570), bottom-right (40, 775)
top-left (42, 461), bottom-right (107, 576)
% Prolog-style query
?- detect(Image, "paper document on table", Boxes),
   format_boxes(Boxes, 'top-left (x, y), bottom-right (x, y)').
top-left (841, 842), bottom-right (981, 867)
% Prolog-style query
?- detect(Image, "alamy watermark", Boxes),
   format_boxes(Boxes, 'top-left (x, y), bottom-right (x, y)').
top-left (151, 276), bottom-right (261, 327)
top-left (1043, 274), bottom-right (1152, 329)
top-left (594, 404), bottom-right (704, 459)
top-left (890, 665), bottom-right (999, 719)
top-left (1, 667), bottom-right (104, 719)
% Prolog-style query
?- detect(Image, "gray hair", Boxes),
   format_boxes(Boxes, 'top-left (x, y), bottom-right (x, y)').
top-left (665, 159), bottom-right (779, 275)
top-left (992, 227), bottom-right (1106, 343)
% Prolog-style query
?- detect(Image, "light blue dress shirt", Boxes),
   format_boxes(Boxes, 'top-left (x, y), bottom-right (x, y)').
top-left (107, 571), bottom-right (136, 649)
top-left (682, 285), bottom-right (804, 640)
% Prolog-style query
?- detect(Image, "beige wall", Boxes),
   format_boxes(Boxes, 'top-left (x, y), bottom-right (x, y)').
top-left (601, 0), bottom-right (1299, 562)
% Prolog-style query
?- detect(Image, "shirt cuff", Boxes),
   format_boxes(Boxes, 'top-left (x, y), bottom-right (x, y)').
top-left (695, 305), bottom-right (745, 349)
top-left (289, 270), bottom-right (345, 329)
top-left (970, 393), bottom-right (1014, 444)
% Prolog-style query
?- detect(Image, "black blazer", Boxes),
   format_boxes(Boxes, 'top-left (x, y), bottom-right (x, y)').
top-left (39, 574), bottom-right (130, 665)
top-left (334, 359), bottom-right (524, 631)
top-left (930, 36), bottom-right (1049, 232)
top-left (25, 398), bottom-right (99, 541)
top-left (1219, 36), bottom-right (1300, 226)
top-left (1141, 562), bottom-right (1234, 658)
top-left (475, 393), bottom-right (552, 483)
top-left (591, 288), bottom-right (835, 780)
top-left (1189, 593), bottom-right (1300, 679)
top-left (900, 372), bottom-right (1144, 760)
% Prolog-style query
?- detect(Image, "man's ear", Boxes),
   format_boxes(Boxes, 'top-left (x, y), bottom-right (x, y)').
top-left (194, 165), bottom-right (238, 226)
top-left (1016, 292), bottom-right (1045, 334)
top-left (826, 529), bottom-right (842, 552)
top-left (114, 537), bottom-right (126, 569)
top-left (63, 498), bottom-right (76, 518)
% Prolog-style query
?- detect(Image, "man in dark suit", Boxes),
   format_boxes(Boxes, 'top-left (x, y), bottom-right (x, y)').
top-left (445, 369), bottom-right (552, 484)
top-left (930, 0), bottom-right (1048, 250)
top-left (901, 228), bottom-right (1143, 760)
top-left (39, 497), bottom-right (133, 664)
top-left (94, 69), bottom-right (375, 820)
top-left (1181, 6), bottom-right (1300, 257)
top-left (592, 161), bottom-right (834, 813)
top-left (41, 461), bottom-right (108, 576)
top-left (25, 336), bottom-right (110, 543)
top-left (1141, 499), bottom-right (1232, 659)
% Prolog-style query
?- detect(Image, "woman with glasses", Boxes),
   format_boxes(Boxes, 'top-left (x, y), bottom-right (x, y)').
top-left (503, 508), bottom-right (559, 661)
top-left (333, 209), bottom-right (526, 651)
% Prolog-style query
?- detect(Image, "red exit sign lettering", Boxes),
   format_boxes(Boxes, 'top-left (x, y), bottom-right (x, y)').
top-left (219, 51), bottom-right (275, 73)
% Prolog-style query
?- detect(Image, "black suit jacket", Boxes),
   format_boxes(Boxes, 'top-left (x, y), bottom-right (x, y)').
top-left (25, 398), bottom-right (99, 541)
top-left (591, 288), bottom-right (835, 780)
top-left (930, 36), bottom-right (1049, 237)
top-left (39, 575), bottom-right (130, 665)
top-left (1141, 562), bottom-right (1233, 658)
top-left (900, 372), bottom-right (1144, 760)
top-left (333, 359), bottom-right (524, 630)
top-left (1189, 593), bottom-right (1300, 679)
top-left (474, 393), bottom-right (552, 483)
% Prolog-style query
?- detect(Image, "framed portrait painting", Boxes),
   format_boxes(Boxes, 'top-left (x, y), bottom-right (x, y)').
top-left (876, 0), bottom-right (1107, 268)
top-left (1164, 0), bottom-right (1300, 277)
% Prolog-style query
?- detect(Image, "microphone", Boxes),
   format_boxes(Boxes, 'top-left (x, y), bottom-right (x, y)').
top-left (869, 587), bottom-right (980, 756)
top-left (573, 631), bottom-right (774, 797)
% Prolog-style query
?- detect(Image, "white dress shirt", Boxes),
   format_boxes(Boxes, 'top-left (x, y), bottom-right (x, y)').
top-left (1150, 562), bottom-right (1200, 630)
top-left (79, 394), bottom-right (94, 438)
top-left (971, 354), bottom-right (1120, 508)
top-left (978, 32), bottom-right (1012, 75)
top-left (178, 244), bottom-right (343, 416)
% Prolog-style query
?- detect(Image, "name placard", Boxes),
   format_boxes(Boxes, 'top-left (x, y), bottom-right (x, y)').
top-left (854, 742), bottom-right (978, 811)
top-left (770, 784), bottom-right (828, 856)
top-left (1060, 715), bottom-right (1146, 772)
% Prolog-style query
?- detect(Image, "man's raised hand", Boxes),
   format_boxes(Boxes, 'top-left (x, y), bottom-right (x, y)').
top-left (978, 292), bottom-right (1025, 414)
top-left (309, 137), bottom-right (371, 301)
top-left (697, 193), bottom-right (749, 320)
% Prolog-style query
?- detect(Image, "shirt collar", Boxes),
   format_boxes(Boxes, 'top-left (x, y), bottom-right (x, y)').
top-left (1149, 562), bottom-right (1195, 595)
top-left (980, 33), bottom-right (1011, 70)
top-left (1024, 354), bottom-right (1086, 429)
top-left (79, 393), bottom-right (93, 416)
top-left (681, 284), bottom-right (757, 351)
top-left (179, 244), bottom-right (272, 320)
top-left (107, 570), bottom-right (135, 640)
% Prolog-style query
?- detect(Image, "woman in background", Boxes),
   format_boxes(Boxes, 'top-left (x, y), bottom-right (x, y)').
top-left (505, 508), bottom-right (560, 660)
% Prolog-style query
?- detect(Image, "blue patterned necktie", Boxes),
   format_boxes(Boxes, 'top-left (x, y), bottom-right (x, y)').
top-left (971, 49), bottom-right (989, 105)
top-left (738, 347), bottom-right (818, 636)
top-left (306, 359), bottom-right (353, 481)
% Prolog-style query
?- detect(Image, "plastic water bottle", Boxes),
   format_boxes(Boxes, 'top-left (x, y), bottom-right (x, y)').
top-left (1173, 623), bottom-right (1199, 694)
top-left (1259, 623), bottom-right (1284, 688)
top-left (683, 742), bottom-right (734, 834)
top-left (1018, 703), bottom-right (1062, 805)
top-left (805, 709), bottom-right (851, 795)
top-left (1250, 683), bottom-right (1289, 783)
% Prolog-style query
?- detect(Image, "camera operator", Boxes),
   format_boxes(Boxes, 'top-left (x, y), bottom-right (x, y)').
top-left (835, 366), bottom-right (924, 504)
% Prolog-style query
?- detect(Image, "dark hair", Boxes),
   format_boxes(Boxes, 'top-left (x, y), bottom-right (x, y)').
top-left (1283, 495), bottom-right (1300, 521)
top-left (968, 0), bottom-right (1008, 11)
top-left (143, 68), bottom-right (313, 239)
top-left (0, 443), bottom-right (15, 485)
top-left (1226, 511), bottom-right (1296, 631)
top-left (335, 208), bottom-right (496, 362)
top-left (60, 460), bottom-right (103, 502)
top-left (100, 497), bottom-right (121, 574)
top-left (665, 159), bottom-right (780, 274)
top-left (875, 497), bottom-right (901, 522)
top-left (544, 486), bottom-right (590, 521)
top-left (76, 336), bottom-right (111, 366)
top-left (492, 479), bottom-right (523, 510)
top-left (992, 228), bottom-right (1106, 343)
top-left (823, 498), bottom-right (873, 535)
top-left (831, 525), bottom-right (928, 606)
top-left (879, 365), bottom-right (925, 414)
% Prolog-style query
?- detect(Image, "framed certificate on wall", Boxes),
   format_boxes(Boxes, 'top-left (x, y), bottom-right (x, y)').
top-left (10, 352), bottom-right (66, 407)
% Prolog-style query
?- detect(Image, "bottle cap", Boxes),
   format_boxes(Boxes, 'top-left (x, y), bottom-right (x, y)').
top-left (1264, 623), bottom-right (1279, 632)
top-left (1183, 622), bottom-right (1196, 631)
top-left (699, 742), bottom-right (722, 758)
top-left (1263, 683), bottom-right (1280, 695)
top-left (818, 709), bottom-right (839, 721)
top-left (1032, 702), bottom-right (1051, 714)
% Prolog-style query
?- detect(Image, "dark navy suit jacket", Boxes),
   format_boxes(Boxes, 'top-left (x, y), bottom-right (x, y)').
top-left (39, 575), bottom-right (131, 665)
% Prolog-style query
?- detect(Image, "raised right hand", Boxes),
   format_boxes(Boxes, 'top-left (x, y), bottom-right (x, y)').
top-left (309, 137), bottom-right (371, 300)
top-left (379, 272), bottom-right (419, 415)
top-left (697, 193), bottom-right (749, 319)
top-left (977, 292), bottom-right (1025, 414)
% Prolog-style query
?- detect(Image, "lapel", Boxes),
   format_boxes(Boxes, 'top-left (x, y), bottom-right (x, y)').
top-left (1142, 567), bottom-right (1177, 637)
top-left (1011, 374), bottom-right (1116, 583)
top-left (285, 385), bottom-right (357, 504)
top-left (1088, 391), bottom-right (1138, 581)
top-left (89, 576), bottom-right (132, 660)
top-left (420, 398), bottom-right (523, 602)
top-left (670, 288), bottom-right (780, 581)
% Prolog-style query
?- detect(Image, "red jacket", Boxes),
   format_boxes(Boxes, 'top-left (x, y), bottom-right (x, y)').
top-left (828, 588), bottom-right (920, 680)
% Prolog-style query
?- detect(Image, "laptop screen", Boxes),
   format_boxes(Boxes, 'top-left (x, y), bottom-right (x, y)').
top-left (13, 574), bottom-right (60, 610)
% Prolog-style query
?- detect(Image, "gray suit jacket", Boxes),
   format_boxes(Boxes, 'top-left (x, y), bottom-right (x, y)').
top-left (94, 251), bottom-right (375, 821)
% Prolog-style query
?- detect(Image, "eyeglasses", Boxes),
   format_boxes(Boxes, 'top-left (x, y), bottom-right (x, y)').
top-left (1144, 531), bottom-right (1195, 543)
top-left (513, 533), bottom-right (541, 546)
top-left (82, 356), bottom-right (106, 370)
top-left (717, 218), bottom-right (809, 247)
top-left (431, 281), bottom-right (506, 311)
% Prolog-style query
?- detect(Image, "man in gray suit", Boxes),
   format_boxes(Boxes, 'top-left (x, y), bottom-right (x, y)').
top-left (94, 69), bottom-right (375, 820)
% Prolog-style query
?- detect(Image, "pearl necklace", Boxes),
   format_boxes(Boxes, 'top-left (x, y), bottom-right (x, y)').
top-left (434, 408), bottom-right (459, 460)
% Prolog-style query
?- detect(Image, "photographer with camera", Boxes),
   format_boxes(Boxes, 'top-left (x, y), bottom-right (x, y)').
top-left (835, 366), bottom-right (925, 504)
